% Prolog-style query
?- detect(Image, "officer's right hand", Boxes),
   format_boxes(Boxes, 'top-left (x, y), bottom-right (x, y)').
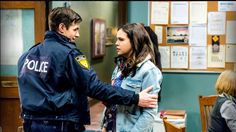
top-left (138, 86), bottom-right (158, 108)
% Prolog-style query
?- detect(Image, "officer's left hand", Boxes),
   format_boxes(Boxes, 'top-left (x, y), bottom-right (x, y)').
top-left (138, 86), bottom-right (158, 108)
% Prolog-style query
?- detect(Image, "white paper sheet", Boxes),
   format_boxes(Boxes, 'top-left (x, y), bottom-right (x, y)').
top-left (155, 26), bottom-right (163, 44)
top-left (226, 45), bottom-right (236, 62)
top-left (189, 24), bottom-right (207, 46)
top-left (171, 46), bottom-right (188, 68)
top-left (171, 2), bottom-right (188, 24)
top-left (159, 46), bottom-right (170, 68)
top-left (190, 1), bottom-right (207, 24)
top-left (208, 12), bottom-right (226, 35)
top-left (208, 45), bottom-right (225, 68)
top-left (151, 2), bottom-right (169, 24)
top-left (226, 21), bottom-right (236, 44)
top-left (190, 47), bottom-right (207, 69)
top-left (0, 10), bottom-right (23, 65)
top-left (218, 1), bottom-right (236, 11)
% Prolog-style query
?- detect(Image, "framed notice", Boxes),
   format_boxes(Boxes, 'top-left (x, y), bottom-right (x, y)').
top-left (166, 26), bottom-right (189, 44)
top-left (91, 18), bottom-right (106, 59)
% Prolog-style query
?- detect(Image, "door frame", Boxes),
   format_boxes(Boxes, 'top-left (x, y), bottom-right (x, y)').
top-left (0, 1), bottom-right (45, 131)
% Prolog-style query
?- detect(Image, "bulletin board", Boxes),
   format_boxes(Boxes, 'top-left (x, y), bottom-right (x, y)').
top-left (149, 1), bottom-right (236, 73)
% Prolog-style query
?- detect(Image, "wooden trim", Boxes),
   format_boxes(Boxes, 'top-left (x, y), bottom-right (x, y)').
top-left (0, 76), bottom-right (18, 98)
top-left (0, 76), bottom-right (17, 88)
top-left (118, 1), bottom-right (128, 27)
top-left (0, 1), bottom-right (38, 8)
top-left (34, 2), bottom-right (46, 43)
top-left (0, 88), bottom-right (19, 98)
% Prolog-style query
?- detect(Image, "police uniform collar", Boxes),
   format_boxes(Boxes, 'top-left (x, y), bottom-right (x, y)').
top-left (44, 31), bottom-right (76, 46)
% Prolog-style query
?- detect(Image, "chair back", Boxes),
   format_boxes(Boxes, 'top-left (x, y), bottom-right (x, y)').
top-left (163, 118), bottom-right (185, 132)
top-left (198, 95), bottom-right (218, 132)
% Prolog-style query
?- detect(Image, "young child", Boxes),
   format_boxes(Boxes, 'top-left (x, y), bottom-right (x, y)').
top-left (208, 70), bottom-right (236, 132)
top-left (102, 23), bottom-right (163, 132)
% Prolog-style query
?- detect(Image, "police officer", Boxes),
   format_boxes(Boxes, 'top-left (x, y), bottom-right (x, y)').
top-left (17, 7), bottom-right (158, 132)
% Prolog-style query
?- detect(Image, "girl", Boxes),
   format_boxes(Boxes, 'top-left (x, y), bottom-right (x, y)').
top-left (208, 70), bottom-right (236, 132)
top-left (102, 23), bottom-right (162, 132)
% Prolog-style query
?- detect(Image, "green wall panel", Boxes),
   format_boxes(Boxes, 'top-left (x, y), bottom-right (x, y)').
top-left (159, 73), bottom-right (218, 132)
top-left (128, 1), bottom-right (149, 25)
top-left (52, 1), bottom-right (118, 83)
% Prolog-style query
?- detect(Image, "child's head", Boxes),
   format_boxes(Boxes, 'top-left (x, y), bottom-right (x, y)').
top-left (48, 7), bottom-right (82, 31)
top-left (215, 70), bottom-right (236, 96)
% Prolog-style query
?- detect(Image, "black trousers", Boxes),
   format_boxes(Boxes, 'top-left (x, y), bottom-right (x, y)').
top-left (23, 120), bottom-right (85, 132)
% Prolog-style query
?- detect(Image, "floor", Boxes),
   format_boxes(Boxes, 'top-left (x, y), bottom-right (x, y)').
top-left (85, 99), bottom-right (105, 132)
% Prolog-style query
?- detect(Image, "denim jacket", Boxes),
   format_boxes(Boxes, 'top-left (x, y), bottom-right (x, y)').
top-left (112, 55), bottom-right (163, 132)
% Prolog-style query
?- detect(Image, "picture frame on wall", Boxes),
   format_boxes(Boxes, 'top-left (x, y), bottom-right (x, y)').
top-left (105, 27), bottom-right (115, 46)
top-left (91, 18), bottom-right (106, 59)
top-left (166, 26), bottom-right (189, 44)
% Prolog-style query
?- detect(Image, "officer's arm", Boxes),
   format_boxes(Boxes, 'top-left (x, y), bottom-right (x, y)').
top-left (66, 51), bottom-right (138, 105)
top-left (66, 51), bottom-right (157, 107)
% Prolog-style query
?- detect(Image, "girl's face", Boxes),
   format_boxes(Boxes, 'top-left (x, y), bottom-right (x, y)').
top-left (115, 29), bottom-right (132, 58)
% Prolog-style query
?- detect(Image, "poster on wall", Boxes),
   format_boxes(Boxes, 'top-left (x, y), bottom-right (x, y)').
top-left (208, 45), bottom-right (225, 68)
top-left (226, 21), bottom-right (236, 44)
top-left (218, 1), bottom-right (236, 11)
top-left (166, 26), bottom-right (189, 44)
top-left (171, 46), bottom-right (188, 69)
top-left (189, 46), bottom-right (207, 69)
top-left (91, 18), bottom-right (106, 59)
top-left (155, 26), bottom-right (163, 44)
top-left (159, 46), bottom-right (170, 68)
top-left (190, 1), bottom-right (207, 24)
top-left (189, 24), bottom-right (207, 46)
top-left (151, 2), bottom-right (169, 24)
top-left (208, 12), bottom-right (226, 35)
top-left (170, 2), bottom-right (188, 24)
top-left (225, 45), bottom-right (236, 62)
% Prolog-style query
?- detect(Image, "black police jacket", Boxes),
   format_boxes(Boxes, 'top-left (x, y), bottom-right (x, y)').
top-left (17, 31), bottom-right (138, 124)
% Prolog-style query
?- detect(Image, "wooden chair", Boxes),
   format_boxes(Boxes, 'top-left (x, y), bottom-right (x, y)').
top-left (198, 95), bottom-right (218, 132)
top-left (163, 118), bottom-right (186, 132)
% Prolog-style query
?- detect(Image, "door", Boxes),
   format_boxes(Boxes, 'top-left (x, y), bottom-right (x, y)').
top-left (0, 1), bottom-right (45, 132)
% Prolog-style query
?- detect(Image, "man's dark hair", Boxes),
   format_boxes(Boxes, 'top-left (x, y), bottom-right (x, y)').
top-left (48, 7), bottom-right (82, 31)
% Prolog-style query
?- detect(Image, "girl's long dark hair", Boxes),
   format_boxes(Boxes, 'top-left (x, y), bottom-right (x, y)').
top-left (117, 23), bottom-right (155, 77)
top-left (144, 26), bottom-right (162, 71)
top-left (144, 26), bottom-right (162, 102)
